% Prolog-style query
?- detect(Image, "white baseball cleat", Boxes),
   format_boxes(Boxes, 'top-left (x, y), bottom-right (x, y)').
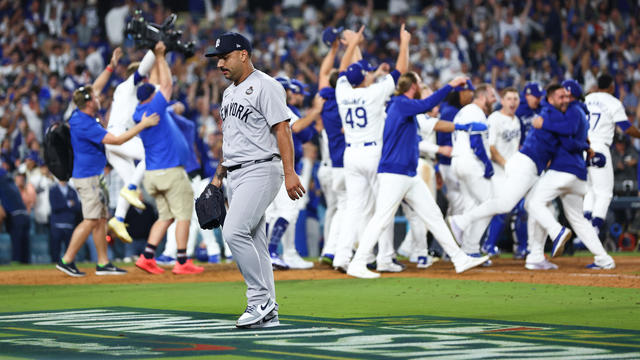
top-left (525, 259), bottom-right (559, 270)
top-left (416, 255), bottom-right (436, 269)
top-left (346, 263), bottom-right (381, 279)
top-left (236, 298), bottom-right (276, 328)
top-left (447, 215), bottom-right (464, 245)
top-left (376, 261), bottom-right (405, 272)
top-left (586, 262), bottom-right (615, 270)
top-left (283, 251), bottom-right (314, 269)
top-left (454, 254), bottom-right (490, 273)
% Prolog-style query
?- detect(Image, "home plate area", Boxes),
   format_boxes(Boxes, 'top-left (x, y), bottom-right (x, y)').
top-left (0, 308), bottom-right (638, 359)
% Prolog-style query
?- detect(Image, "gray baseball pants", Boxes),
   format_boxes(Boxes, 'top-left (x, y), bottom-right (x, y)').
top-left (223, 161), bottom-right (283, 306)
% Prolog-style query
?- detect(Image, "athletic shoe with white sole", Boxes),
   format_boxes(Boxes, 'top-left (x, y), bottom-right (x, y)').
top-left (454, 254), bottom-right (490, 273)
top-left (525, 259), bottom-right (559, 270)
top-left (270, 253), bottom-right (290, 270)
top-left (468, 252), bottom-right (493, 267)
top-left (236, 298), bottom-right (276, 328)
top-left (551, 227), bottom-right (572, 257)
top-left (120, 187), bottom-right (146, 210)
top-left (95, 262), bottom-right (127, 275)
top-left (56, 261), bottom-right (86, 277)
top-left (155, 255), bottom-right (176, 265)
top-left (107, 217), bottom-right (132, 243)
top-left (417, 256), bottom-right (436, 269)
top-left (346, 262), bottom-right (381, 279)
top-left (586, 262), bottom-right (615, 270)
top-left (248, 307), bottom-right (280, 329)
top-left (446, 215), bottom-right (464, 245)
top-left (376, 261), bottom-right (405, 272)
top-left (283, 252), bottom-right (313, 269)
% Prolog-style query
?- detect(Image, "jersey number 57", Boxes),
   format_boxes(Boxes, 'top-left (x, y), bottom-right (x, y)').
top-left (345, 107), bottom-right (368, 128)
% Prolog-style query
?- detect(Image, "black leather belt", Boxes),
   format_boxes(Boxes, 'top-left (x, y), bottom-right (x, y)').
top-left (227, 154), bottom-right (281, 172)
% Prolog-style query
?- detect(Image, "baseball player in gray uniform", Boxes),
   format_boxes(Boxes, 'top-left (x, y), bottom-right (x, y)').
top-left (206, 32), bottom-right (305, 329)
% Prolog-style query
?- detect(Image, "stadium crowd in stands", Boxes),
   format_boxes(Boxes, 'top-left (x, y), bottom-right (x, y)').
top-left (1, 0), bottom-right (640, 264)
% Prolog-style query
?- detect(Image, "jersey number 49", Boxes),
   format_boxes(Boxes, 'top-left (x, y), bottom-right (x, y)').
top-left (344, 107), bottom-right (368, 128)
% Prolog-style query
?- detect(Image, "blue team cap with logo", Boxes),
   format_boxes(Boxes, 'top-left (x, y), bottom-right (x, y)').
top-left (136, 83), bottom-right (155, 102)
top-left (523, 82), bottom-right (545, 98)
top-left (562, 79), bottom-right (583, 99)
top-left (357, 59), bottom-right (377, 72)
top-left (205, 32), bottom-right (252, 57)
top-left (275, 76), bottom-right (290, 90)
top-left (345, 62), bottom-right (366, 86)
top-left (289, 79), bottom-right (310, 96)
top-left (454, 79), bottom-right (475, 92)
top-left (322, 26), bottom-right (343, 46)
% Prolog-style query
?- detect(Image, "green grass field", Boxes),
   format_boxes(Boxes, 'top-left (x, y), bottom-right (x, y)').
top-left (1, 255), bottom-right (640, 359)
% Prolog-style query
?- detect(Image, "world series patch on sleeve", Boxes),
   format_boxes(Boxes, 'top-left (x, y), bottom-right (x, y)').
top-left (195, 183), bottom-right (226, 229)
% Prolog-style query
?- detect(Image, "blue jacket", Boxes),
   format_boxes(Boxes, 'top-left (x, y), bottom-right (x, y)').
top-left (436, 101), bottom-right (459, 165)
top-left (49, 184), bottom-right (81, 227)
top-left (520, 100), bottom-right (576, 175)
top-left (516, 99), bottom-right (541, 145)
top-left (549, 101), bottom-right (590, 180)
top-left (379, 85), bottom-right (452, 176)
top-left (319, 87), bottom-right (346, 168)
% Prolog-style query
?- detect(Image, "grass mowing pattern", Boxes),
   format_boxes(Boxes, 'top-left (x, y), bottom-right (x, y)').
top-left (2, 277), bottom-right (639, 330)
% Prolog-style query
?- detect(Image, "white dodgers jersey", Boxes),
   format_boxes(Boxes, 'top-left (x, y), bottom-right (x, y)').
top-left (585, 92), bottom-right (628, 147)
top-left (487, 110), bottom-right (521, 165)
top-left (451, 103), bottom-right (489, 159)
top-left (220, 70), bottom-right (290, 167)
top-left (108, 76), bottom-right (138, 132)
top-left (335, 73), bottom-right (396, 145)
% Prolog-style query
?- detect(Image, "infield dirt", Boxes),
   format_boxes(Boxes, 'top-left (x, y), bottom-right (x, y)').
top-left (1, 256), bottom-right (638, 288)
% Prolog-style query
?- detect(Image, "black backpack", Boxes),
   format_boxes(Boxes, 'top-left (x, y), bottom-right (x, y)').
top-left (43, 122), bottom-right (73, 181)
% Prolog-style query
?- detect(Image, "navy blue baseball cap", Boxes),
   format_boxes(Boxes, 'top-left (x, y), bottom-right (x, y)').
top-left (289, 79), bottom-right (310, 96)
top-left (136, 83), bottom-right (155, 102)
top-left (562, 79), bottom-right (583, 99)
top-left (322, 26), bottom-right (343, 46)
top-left (205, 32), bottom-right (252, 57)
top-left (454, 79), bottom-right (475, 92)
top-left (345, 62), bottom-right (366, 86)
top-left (523, 82), bottom-right (545, 97)
top-left (357, 59), bottom-right (377, 72)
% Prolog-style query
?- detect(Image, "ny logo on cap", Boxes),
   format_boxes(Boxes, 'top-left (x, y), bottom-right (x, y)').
top-left (236, 44), bottom-right (241, 48)
top-left (216, 39), bottom-right (220, 48)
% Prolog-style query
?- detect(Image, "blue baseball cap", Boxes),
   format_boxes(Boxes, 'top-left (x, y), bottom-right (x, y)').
top-left (136, 83), bottom-right (155, 102)
top-left (562, 79), bottom-right (583, 99)
top-left (523, 82), bottom-right (545, 98)
top-left (357, 59), bottom-right (377, 72)
top-left (205, 32), bottom-right (252, 57)
top-left (322, 26), bottom-right (343, 46)
top-left (289, 79), bottom-right (310, 96)
top-left (275, 76), bottom-right (290, 90)
top-left (345, 62), bottom-right (366, 86)
top-left (454, 79), bottom-right (475, 92)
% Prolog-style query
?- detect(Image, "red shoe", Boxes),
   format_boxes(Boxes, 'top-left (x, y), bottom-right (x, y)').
top-left (136, 255), bottom-right (165, 274)
top-left (172, 259), bottom-right (204, 274)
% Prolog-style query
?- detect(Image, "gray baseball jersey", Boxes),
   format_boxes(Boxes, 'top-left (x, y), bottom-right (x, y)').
top-left (220, 70), bottom-right (291, 167)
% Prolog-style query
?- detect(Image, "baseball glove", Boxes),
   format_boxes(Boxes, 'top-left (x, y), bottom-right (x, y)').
top-left (195, 183), bottom-right (226, 229)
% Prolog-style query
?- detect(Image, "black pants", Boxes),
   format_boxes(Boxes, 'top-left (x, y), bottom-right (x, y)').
top-left (49, 226), bottom-right (73, 263)
top-left (7, 213), bottom-right (30, 263)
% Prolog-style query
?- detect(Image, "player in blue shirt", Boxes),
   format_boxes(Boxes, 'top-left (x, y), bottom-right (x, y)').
top-left (449, 84), bottom-right (579, 260)
top-left (56, 48), bottom-right (160, 278)
top-left (345, 72), bottom-right (490, 278)
top-left (132, 41), bottom-right (203, 275)
top-left (516, 82), bottom-right (545, 142)
top-left (526, 80), bottom-right (616, 270)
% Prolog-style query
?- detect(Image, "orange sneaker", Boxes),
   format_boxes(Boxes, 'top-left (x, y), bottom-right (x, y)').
top-left (172, 259), bottom-right (204, 274)
top-left (135, 255), bottom-right (165, 274)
